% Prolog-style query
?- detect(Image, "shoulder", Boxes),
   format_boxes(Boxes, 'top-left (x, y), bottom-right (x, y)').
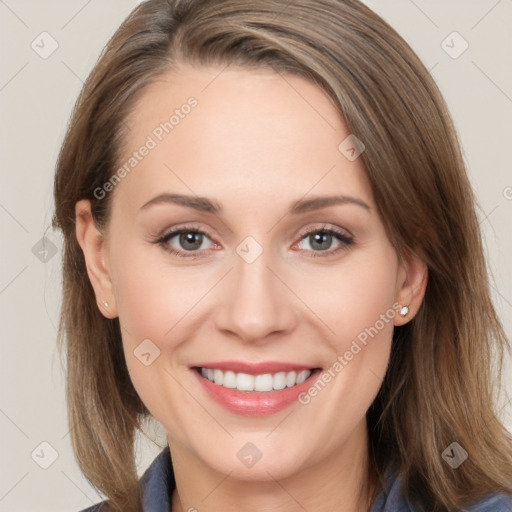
top-left (464, 492), bottom-right (512, 511)
top-left (371, 471), bottom-right (512, 512)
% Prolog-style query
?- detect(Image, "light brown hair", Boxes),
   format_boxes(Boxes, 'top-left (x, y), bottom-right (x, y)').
top-left (52, 0), bottom-right (512, 510)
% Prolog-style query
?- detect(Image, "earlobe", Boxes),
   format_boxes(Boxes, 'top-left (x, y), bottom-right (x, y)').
top-left (75, 199), bottom-right (118, 319)
top-left (394, 249), bottom-right (428, 326)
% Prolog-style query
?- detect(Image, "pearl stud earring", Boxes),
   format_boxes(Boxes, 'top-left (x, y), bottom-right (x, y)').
top-left (102, 301), bottom-right (109, 308)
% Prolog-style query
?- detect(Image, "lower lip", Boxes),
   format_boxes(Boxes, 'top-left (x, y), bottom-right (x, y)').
top-left (192, 368), bottom-right (321, 416)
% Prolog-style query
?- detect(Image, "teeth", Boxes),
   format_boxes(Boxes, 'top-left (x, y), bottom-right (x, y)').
top-left (273, 372), bottom-right (286, 390)
top-left (223, 371), bottom-right (237, 389)
top-left (296, 370), bottom-right (310, 384)
top-left (286, 371), bottom-right (297, 387)
top-left (254, 373), bottom-right (273, 392)
top-left (199, 368), bottom-right (313, 391)
top-left (236, 372), bottom-right (254, 391)
top-left (213, 369), bottom-right (223, 385)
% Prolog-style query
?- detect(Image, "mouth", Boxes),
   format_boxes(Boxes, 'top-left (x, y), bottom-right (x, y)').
top-left (193, 366), bottom-right (319, 392)
top-left (190, 362), bottom-right (322, 416)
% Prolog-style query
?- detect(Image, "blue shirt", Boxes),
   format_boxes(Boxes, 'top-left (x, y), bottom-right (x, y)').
top-left (79, 446), bottom-right (512, 511)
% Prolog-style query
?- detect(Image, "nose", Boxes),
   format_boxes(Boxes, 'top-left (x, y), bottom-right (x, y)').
top-left (214, 246), bottom-right (298, 344)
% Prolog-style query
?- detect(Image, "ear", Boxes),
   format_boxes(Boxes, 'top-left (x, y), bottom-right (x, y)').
top-left (394, 248), bottom-right (428, 326)
top-left (75, 199), bottom-right (118, 319)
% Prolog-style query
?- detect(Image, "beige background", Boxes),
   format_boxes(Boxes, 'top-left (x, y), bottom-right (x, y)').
top-left (0, 1), bottom-right (511, 510)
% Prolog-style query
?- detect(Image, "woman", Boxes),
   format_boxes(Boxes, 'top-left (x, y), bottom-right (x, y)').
top-left (52, 0), bottom-right (512, 510)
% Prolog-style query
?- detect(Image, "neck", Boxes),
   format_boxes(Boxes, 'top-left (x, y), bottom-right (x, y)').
top-left (169, 420), bottom-right (377, 512)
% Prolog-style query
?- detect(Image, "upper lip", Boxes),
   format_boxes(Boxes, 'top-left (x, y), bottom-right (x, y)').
top-left (192, 361), bottom-right (319, 375)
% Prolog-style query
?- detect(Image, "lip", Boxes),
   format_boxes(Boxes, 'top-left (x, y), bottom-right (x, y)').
top-left (191, 362), bottom-right (322, 416)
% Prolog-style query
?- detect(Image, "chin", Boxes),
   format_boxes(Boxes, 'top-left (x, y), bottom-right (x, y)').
top-left (196, 435), bottom-right (316, 482)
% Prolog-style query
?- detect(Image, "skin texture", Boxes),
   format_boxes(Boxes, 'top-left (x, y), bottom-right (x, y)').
top-left (75, 65), bottom-right (428, 512)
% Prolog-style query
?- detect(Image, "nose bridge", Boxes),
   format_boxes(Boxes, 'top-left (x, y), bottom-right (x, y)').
top-left (214, 235), bottom-right (297, 342)
top-left (235, 240), bottom-right (274, 298)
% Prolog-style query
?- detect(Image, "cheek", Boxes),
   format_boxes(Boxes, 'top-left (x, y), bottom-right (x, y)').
top-left (338, 261), bottom-right (397, 346)
top-left (111, 249), bottom-right (202, 434)
top-left (294, 244), bottom-right (398, 353)
top-left (112, 243), bottom-right (208, 345)
top-left (289, 251), bottom-right (397, 446)
top-left (292, 243), bottom-right (397, 417)
top-left (110, 243), bottom-right (223, 418)
top-left (115, 269), bottom-right (172, 343)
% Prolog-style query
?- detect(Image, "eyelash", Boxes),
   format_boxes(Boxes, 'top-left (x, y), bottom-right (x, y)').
top-left (153, 223), bottom-right (354, 260)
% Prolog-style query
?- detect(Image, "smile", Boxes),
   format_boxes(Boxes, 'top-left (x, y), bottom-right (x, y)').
top-left (191, 361), bottom-right (322, 416)
top-left (197, 367), bottom-right (313, 392)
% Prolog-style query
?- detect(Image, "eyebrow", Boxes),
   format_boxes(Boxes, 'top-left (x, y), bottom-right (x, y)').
top-left (139, 193), bottom-right (371, 214)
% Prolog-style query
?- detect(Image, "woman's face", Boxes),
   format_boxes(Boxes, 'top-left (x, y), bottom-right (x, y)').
top-left (77, 64), bottom-right (425, 482)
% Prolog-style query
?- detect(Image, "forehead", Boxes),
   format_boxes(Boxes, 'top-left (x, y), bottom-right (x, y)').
top-left (112, 64), bottom-right (374, 215)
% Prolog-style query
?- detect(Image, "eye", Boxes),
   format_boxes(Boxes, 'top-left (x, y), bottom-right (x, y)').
top-left (155, 225), bottom-right (217, 259)
top-left (295, 225), bottom-right (354, 257)
top-left (152, 223), bottom-right (354, 259)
